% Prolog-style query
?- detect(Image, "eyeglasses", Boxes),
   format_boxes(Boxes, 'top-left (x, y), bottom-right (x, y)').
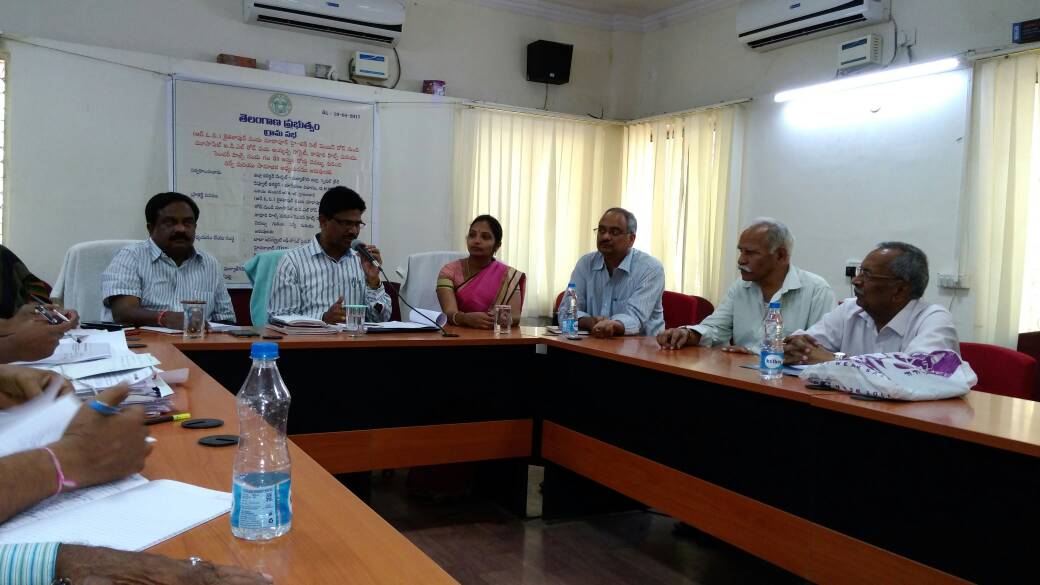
top-left (594, 227), bottom-right (630, 237)
top-left (330, 217), bottom-right (366, 230)
top-left (855, 267), bottom-right (902, 281)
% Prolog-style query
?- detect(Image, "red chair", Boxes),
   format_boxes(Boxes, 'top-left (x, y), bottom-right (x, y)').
top-left (960, 342), bottom-right (1038, 400)
top-left (552, 289), bottom-right (714, 329)
top-left (662, 291), bottom-right (714, 329)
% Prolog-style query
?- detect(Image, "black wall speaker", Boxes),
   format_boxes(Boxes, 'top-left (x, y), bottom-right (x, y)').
top-left (527, 40), bottom-right (573, 85)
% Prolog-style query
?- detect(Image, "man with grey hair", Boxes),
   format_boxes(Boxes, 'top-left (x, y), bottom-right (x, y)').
top-left (785, 242), bottom-right (959, 364)
top-left (658, 218), bottom-right (835, 351)
top-left (568, 207), bottom-right (665, 337)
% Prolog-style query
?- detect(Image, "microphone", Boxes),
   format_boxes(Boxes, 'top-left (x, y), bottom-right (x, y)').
top-left (351, 239), bottom-right (382, 269)
top-left (352, 240), bottom-right (458, 337)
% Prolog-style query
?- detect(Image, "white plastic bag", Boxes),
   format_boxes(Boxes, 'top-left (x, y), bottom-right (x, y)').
top-left (799, 350), bottom-right (976, 401)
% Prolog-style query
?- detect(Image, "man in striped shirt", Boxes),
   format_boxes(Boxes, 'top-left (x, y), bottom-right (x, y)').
top-left (101, 192), bottom-right (236, 328)
top-left (268, 186), bottom-right (391, 324)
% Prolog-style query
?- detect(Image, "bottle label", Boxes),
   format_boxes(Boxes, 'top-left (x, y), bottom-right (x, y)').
top-left (231, 473), bottom-right (292, 530)
top-left (760, 351), bottom-right (783, 371)
top-left (561, 318), bottom-right (577, 335)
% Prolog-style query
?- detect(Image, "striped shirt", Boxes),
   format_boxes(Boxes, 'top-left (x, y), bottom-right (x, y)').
top-left (100, 239), bottom-right (235, 323)
top-left (0, 542), bottom-right (59, 585)
top-left (267, 235), bottom-right (391, 323)
top-left (570, 248), bottom-right (666, 336)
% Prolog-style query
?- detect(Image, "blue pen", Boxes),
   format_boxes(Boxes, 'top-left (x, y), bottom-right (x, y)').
top-left (88, 400), bottom-right (121, 416)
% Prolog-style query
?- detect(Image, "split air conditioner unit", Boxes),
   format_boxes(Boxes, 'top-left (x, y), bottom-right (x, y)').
top-left (244, 0), bottom-right (405, 45)
top-left (737, 0), bottom-right (890, 51)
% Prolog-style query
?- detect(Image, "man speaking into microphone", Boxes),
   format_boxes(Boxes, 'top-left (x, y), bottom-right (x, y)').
top-left (268, 186), bottom-right (391, 324)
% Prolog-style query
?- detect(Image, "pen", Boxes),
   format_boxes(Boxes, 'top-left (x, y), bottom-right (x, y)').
top-left (88, 400), bottom-right (121, 415)
top-left (31, 295), bottom-right (71, 323)
top-left (145, 412), bottom-right (192, 426)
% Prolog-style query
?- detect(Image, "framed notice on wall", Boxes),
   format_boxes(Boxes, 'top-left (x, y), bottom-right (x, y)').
top-left (172, 79), bottom-right (374, 285)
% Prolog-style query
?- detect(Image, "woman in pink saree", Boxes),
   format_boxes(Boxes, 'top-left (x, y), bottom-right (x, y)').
top-left (437, 215), bottom-right (525, 329)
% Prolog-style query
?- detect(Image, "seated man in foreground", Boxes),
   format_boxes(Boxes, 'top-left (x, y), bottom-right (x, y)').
top-left (101, 192), bottom-right (236, 328)
top-left (785, 242), bottom-right (958, 365)
top-left (568, 208), bottom-right (665, 338)
top-left (657, 218), bottom-right (835, 351)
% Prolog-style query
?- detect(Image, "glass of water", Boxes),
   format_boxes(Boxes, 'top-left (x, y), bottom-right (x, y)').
top-left (344, 304), bottom-right (367, 337)
top-left (181, 300), bottom-right (207, 339)
top-left (493, 304), bottom-right (512, 335)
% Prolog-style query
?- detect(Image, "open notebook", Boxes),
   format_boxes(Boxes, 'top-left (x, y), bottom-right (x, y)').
top-left (364, 308), bottom-right (445, 333)
top-left (0, 390), bottom-right (231, 551)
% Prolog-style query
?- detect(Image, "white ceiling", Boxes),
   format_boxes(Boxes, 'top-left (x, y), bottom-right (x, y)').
top-left (545, 0), bottom-right (692, 18)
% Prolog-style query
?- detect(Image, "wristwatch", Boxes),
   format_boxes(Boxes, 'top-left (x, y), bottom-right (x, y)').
top-left (51, 578), bottom-right (72, 585)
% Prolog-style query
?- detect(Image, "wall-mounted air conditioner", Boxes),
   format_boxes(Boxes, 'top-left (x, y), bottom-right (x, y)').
top-left (737, 0), bottom-right (890, 51)
top-left (244, 0), bottom-right (405, 46)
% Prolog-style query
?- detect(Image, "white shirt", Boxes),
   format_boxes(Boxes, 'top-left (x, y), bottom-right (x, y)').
top-left (687, 265), bottom-right (835, 351)
top-left (267, 235), bottom-right (391, 323)
top-left (798, 298), bottom-right (960, 356)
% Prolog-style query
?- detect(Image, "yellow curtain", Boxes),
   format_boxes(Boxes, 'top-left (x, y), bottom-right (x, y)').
top-left (968, 51), bottom-right (1040, 346)
top-left (620, 106), bottom-right (739, 305)
top-left (452, 107), bottom-right (623, 316)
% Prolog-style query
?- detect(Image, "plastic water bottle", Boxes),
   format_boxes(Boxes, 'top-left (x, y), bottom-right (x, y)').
top-left (760, 301), bottom-right (784, 381)
top-left (559, 284), bottom-right (581, 340)
top-left (231, 342), bottom-right (292, 540)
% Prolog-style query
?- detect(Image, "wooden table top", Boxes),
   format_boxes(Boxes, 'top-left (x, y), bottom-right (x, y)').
top-left (151, 324), bottom-right (1040, 462)
top-left (136, 341), bottom-right (458, 584)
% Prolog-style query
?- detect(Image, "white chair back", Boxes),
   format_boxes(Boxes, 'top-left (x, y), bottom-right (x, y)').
top-left (399, 251), bottom-right (466, 313)
top-left (52, 240), bottom-right (137, 321)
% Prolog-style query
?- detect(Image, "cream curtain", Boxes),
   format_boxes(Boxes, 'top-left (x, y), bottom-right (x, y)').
top-left (452, 107), bottom-right (623, 316)
top-left (968, 51), bottom-right (1040, 347)
top-left (620, 107), bottom-right (739, 305)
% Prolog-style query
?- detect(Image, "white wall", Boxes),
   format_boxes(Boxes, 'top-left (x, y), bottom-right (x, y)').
top-left (627, 0), bottom-right (1037, 341)
top-left (0, 37), bottom-right (460, 284)
top-left (0, 0), bottom-right (619, 118)
top-left (631, 0), bottom-right (1038, 118)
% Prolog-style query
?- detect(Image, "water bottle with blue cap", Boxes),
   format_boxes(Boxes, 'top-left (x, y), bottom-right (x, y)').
top-left (231, 342), bottom-right (293, 540)
top-left (760, 301), bottom-right (784, 381)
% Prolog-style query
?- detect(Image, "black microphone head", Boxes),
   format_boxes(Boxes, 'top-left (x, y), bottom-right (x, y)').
top-left (351, 239), bottom-right (368, 252)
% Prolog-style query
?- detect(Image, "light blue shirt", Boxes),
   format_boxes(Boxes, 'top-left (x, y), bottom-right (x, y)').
top-left (569, 248), bottom-right (665, 336)
top-left (268, 235), bottom-right (391, 323)
top-left (0, 542), bottom-right (59, 585)
top-left (100, 239), bottom-right (235, 322)
top-left (689, 265), bottom-right (836, 351)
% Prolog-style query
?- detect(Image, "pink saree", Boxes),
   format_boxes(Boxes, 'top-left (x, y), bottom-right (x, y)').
top-left (437, 259), bottom-right (526, 313)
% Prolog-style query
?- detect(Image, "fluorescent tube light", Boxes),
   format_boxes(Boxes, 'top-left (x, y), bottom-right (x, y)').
top-left (774, 58), bottom-right (961, 103)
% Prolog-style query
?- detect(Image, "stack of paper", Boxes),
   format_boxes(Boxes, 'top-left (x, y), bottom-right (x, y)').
top-left (140, 321), bottom-right (239, 335)
top-left (26, 330), bottom-right (182, 415)
top-left (268, 314), bottom-right (336, 335)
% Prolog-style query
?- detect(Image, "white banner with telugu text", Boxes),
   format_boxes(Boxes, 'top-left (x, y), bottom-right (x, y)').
top-left (173, 80), bottom-right (373, 285)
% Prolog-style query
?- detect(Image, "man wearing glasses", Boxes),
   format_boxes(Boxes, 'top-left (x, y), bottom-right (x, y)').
top-left (785, 242), bottom-right (959, 364)
top-left (567, 208), bottom-right (665, 338)
top-left (268, 186), bottom-right (390, 324)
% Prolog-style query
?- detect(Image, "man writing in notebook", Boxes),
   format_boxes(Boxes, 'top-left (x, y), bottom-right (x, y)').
top-left (267, 186), bottom-right (391, 324)
top-left (0, 381), bottom-right (272, 583)
top-left (657, 218), bottom-right (835, 351)
top-left (101, 192), bottom-right (236, 329)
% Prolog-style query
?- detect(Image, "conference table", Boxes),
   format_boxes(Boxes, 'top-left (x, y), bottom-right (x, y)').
top-left (142, 326), bottom-right (1040, 584)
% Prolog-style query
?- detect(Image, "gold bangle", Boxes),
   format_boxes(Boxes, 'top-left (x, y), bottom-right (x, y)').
top-left (451, 313), bottom-right (460, 326)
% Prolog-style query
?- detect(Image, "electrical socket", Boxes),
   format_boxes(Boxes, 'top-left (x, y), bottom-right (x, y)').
top-left (938, 273), bottom-right (970, 290)
top-left (845, 259), bottom-right (860, 278)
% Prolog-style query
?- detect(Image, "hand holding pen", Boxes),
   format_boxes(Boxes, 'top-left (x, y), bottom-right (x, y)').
top-left (46, 384), bottom-right (152, 490)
